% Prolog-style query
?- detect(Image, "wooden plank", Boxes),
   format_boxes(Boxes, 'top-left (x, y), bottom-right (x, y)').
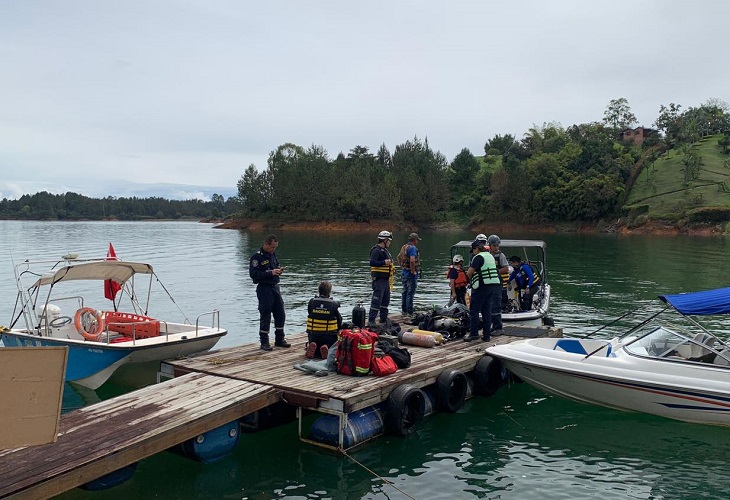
top-left (163, 327), bottom-right (549, 413)
top-left (0, 373), bottom-right (280, 500)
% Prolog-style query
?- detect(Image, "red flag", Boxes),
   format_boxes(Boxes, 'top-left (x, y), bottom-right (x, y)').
top-left (104, 243), bottom-right (122, 301)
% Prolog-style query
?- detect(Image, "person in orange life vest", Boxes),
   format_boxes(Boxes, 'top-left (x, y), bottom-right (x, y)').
top-left (401, 232), bottom-right (421, 315)
top-left (305, 281), bottom-right (342, 359)
top-left (447, 254), bottom-right (469, 305)
top-left (508, 255), bottom-right (540, 311)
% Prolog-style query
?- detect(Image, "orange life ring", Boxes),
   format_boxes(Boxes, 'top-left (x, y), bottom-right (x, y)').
top-left (74, 307), bottom-right (105, 342)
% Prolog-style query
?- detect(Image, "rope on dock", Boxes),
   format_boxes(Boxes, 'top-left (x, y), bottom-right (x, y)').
top-left (342, 449), bottom-right (417, 500)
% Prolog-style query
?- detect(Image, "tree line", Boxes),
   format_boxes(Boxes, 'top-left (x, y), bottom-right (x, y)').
top-left (0, 192), bottom-right (237, 220)
top-left (237, 98), bottom-right (730, 224)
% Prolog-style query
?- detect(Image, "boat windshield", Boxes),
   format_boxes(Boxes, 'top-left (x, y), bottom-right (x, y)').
top-left (623, 326), bottom-right (730, 366)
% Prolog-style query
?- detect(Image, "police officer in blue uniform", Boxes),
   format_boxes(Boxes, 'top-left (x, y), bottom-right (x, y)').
top-left (249, 234), bottom-right (290, 351)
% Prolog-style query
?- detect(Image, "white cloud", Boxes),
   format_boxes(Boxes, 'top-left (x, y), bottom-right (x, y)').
top-left (1, 1), bottom-right (728, 199)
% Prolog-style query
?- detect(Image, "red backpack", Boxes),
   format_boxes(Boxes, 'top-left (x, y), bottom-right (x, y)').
top-left (336, 328), bottom-right (378, 376)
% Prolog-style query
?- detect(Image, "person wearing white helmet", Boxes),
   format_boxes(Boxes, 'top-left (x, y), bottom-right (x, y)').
top-left (368, 230), bottom-right (395, 325)
top-left (447, 254), bottom-right (469, 305)
top-left (487, 234), bottom-right (509, 336)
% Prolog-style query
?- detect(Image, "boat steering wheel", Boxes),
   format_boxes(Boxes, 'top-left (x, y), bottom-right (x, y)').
top-left (49, 316), bottom-right (73, 328)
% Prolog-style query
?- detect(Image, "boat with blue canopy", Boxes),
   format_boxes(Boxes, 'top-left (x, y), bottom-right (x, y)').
top-left (485, 286), bottom-right (730, 427)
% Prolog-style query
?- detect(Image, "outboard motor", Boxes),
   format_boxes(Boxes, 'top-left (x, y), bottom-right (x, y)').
top-left (352, 302), bottom-right (366, 328)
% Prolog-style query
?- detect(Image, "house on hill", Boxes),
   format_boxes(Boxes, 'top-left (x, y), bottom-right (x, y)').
top-left (621, 126), bottom-right (658, 146)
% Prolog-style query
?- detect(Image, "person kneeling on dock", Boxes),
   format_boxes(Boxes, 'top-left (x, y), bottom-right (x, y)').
top-left (305, 281), bottom-right (342, 359)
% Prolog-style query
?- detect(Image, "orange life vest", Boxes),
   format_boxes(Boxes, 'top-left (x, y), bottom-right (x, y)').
top-left (446, 265), bottom-right (468, 289)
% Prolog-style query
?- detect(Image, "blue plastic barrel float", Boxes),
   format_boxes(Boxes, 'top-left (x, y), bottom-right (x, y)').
top-left (79, 462), bottom-right (138, 491)
top-left (173, 420), bottom-right (240, 464)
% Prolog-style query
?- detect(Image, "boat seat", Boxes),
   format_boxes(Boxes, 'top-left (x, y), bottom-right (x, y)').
top-left (676, 333), bottom-right (715, 360)
top-left (713, 348), bottom-right (730, 366)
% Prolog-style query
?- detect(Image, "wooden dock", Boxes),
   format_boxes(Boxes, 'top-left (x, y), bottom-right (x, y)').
top-left (163, 321), bottom-right (560, 448)
top-left (0, 372), bottom-right (279, 500)
top-left (0, 320), bottom-right (559, 497)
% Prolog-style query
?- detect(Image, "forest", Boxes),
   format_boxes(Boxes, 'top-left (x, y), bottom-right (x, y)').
top-left (236, 98), bottom-right (730, 225)
top-left (0, 192), bottom-right (236, 220)
top-left (3, 98), bottom-right (730, 226)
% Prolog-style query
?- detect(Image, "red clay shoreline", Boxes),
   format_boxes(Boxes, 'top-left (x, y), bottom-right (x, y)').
top-left (212, 218), bottom-right (728, 236)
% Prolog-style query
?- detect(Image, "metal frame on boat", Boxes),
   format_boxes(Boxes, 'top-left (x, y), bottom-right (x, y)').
top-left (1, 255), bottom-right (227, 389)
top-left (450, 239), bottom-right (552, 326)
top-left (485, 286), bottom-right (730, 427)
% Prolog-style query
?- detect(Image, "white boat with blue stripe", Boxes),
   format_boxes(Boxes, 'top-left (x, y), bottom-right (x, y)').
top-left (1, 254), bottom-right (227, 390)
top-left (485, 287), bottom-right (730, 427)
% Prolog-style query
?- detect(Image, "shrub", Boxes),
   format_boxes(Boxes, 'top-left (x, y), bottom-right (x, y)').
top-left (687, 206), bottom-right (730, 223)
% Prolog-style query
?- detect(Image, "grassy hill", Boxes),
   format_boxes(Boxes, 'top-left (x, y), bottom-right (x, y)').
top-left (624, 134), bottom-right (730, 225)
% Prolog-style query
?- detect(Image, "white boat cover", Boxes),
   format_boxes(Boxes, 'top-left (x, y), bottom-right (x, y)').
top-left (32, 261), bottom-right (154, 287)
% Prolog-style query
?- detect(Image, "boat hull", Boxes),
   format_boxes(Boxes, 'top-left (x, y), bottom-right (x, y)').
top-left (1, 330), bottom-right (226, 390)
top-left (487, 338), bottom-right (730, 427)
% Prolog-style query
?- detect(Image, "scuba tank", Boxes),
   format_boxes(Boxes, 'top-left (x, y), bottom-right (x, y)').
top-left (410, 329), bottom-right (445, 345)
top-left (398, 331), bottom-right (436, 348)
top-left (352, 302), bottom-right (366, 328)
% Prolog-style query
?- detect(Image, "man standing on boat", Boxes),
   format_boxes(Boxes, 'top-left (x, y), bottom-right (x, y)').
top-left (508, 255), bottom-right (540, 311)
top-left (368, 230), bottom-right (395, 325)
top-left (250, 234), bottom-right (291, 351)
top-left (464, 239), bottom-right (501, 342)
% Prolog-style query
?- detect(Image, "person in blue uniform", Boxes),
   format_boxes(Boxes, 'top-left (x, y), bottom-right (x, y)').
top-left (249, 234), bottom-right (290, 351)
top-left (305, 281), bottom-right (342, 359)
top-left (508, 255), bottom-right (540, 311)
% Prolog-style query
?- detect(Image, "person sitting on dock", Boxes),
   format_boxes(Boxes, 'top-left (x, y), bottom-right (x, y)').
top-left (368, 230), bottom-right (395, 325)
top-left (447, 254), bottom-right (469, 305)
top-left (249, 234), bottom-right (291, 351)
top-left (508, 256), bottom-right (540, 311)
top-left (305, 281), bottom-right (342, 359)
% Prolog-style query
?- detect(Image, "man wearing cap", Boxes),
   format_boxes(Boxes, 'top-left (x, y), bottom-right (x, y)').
top-left (487, 234), bottom-right (509, 336)
top-left (464, 239), bottom-right (501, 342)
top-left (400, 232), bottom-right (421, 316)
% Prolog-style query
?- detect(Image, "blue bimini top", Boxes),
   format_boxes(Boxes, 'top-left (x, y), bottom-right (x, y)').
top-left (659, 286), bottom-right (730, 315)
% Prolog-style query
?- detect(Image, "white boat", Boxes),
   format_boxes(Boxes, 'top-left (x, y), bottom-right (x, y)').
top-left (485, 287), bottom-right (730, 427)
top-left (1, 254), bottom-right (227, 389)
top-left (450, 239), bottom-right (552, 326)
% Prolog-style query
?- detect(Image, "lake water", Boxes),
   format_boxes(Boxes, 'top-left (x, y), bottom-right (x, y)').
top-left (2, 220), bottom-right (730, 499)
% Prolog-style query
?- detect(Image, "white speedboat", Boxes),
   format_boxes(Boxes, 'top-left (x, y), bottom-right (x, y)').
top-left (450, 239), bottom-right (552, 326)
top-left (486, 287), bottom-right (730, 427)
top-left (1, 254), bottom-right (227, 389)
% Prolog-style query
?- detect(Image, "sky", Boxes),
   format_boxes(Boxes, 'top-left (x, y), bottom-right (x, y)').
top-left (1, 1), bottom-right (728, 201)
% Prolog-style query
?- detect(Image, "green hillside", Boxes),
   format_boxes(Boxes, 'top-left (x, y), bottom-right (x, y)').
top-left (625, 134), bottom-right (730, 222)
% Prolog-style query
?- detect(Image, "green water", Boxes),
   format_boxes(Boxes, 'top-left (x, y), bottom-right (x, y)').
top-left (2, 222), bottom-right (729, 499)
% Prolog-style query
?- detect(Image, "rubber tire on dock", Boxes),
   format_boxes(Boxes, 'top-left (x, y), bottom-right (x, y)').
top-left (473, 355), bottom-right (505, 397)
top-left (386, 384), bottom-right (426, 436)
top-left (435, 368), bottom-right (468, 413)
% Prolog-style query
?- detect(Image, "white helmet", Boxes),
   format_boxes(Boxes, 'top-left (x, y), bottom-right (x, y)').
top-left (377, 230), bottom-right (393, 241)
top-left (475, 233), bottom-right (487, 243)
top-left (452, 254), bottom-right (464, 264)
top-left (487, 234), bottom-right (501, 246)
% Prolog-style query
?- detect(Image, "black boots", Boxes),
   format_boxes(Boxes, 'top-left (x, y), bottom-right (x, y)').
top-left (260, 333), bottom-right (290, 350)
top-left (275, 337), bottom-right (291, 348)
